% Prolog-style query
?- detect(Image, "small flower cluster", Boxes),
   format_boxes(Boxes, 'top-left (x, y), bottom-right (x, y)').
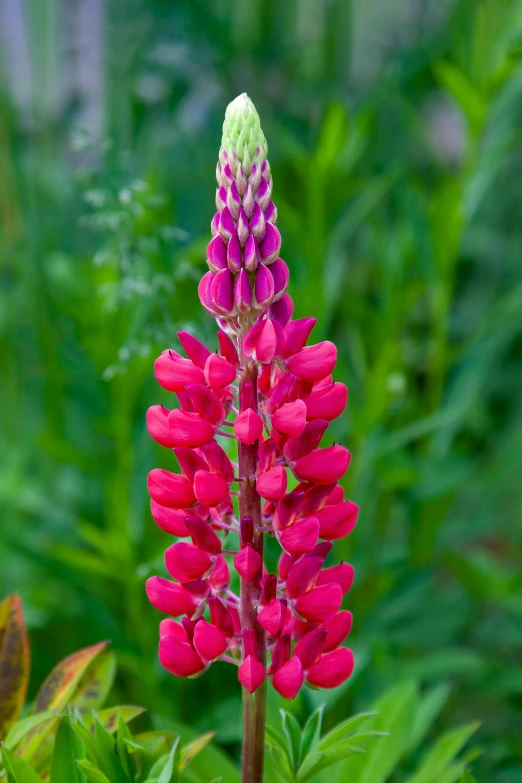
top-left (146, 95), bottom-right (357, 700)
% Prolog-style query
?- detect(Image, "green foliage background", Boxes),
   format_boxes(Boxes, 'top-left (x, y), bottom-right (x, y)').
top-left (1, 1), bottom-right (522, 781)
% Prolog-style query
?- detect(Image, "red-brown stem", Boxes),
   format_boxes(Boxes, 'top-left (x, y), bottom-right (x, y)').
top-left (238, 360), bottom-right (266, 783)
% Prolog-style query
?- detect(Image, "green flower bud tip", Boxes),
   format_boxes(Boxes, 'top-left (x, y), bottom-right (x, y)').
top-left (222, 93), bottom-right (267, 164)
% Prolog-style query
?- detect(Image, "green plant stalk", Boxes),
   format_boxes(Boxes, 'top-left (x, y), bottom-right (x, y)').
top-left (237, 360), bottom-right (266, 783)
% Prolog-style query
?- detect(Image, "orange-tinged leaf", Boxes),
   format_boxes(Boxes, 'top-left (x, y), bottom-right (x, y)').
top-left (0, 594), bottom-right (31, 738)
top-left (31, 641), bottom-right (108, 714)
top-left (68, 650), bottom-right (116, 711)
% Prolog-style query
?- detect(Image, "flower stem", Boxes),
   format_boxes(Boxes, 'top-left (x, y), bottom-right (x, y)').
top-left (238, 360), bottom-right (266, 783)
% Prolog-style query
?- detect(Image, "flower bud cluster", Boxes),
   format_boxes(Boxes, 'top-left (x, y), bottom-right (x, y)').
top-left (146, 95), bottom-right (356, 699)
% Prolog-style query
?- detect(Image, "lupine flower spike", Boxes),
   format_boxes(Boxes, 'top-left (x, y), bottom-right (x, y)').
top-left (146, 94), bottom-right (357, 783)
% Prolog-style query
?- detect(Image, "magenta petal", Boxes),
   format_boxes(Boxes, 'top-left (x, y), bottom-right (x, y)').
top-left (148, 469), bottom-right (196, 508)
top-left (185, 384), bottom-right (225, 424)
top-left (283, 420), bottom-right (329, 462)
top-left (294, 628), bottom-right (327, 668)
top-left (279, 516), bottom-right (320, 556)
top-left (294, 445), bottom-right (350, 485)
top-left (206, 235), bottom-right (228, 272)
top-left (193, 619), bottom-right (227, 661)
top-left (235, 268), bottom-right (252, 312)
top-left (322, 611), bottom-right (353, 652)
top-left (159, 634), bottom-right (205, 677)
top-left (159, 619), bottom-right (186, 641)
top-left (305, 382), bottom-right (348, 421)
top-left (238, 655), bottom-right (265, 694)
top-left (193, 469), bottom-right (229, 507)
top-left (154, 353), bottom-right (205, 392)
top-left (272, 399), bottom-right (307, 438)
top-left (210, 268), bottom-right (235, 315)
top-left (209, 554), bottom-right (230, 590)
top-left (315, 500), bottom-right (358, 540)
top-left (270, 294), bottom-right (294, 327)
top-left (165, 542), bottom-right (212, 583)
top-left (244, 233), bottom-right (259, 271)
top-left (286, 556), bottom-right (323, 599)
top-left (146, 405), bottom-right (175, 448)
top-left (256, 465), bottom-right (287, 501)
top-left (168, 410), bottom-right (216, 448)
top-left (272, 656), bottom-right (304, 700)
top-left (281, 318), bottom-right (317, 358)
top-left (234, 545), bottom-right (262, 581)
top-left (218, 330), bottom-right (240, 366)
top-left (150, 500), bottom-right (189, 536)
top-left (204, 353), bottom-right (237, 390)
top-left (286, 341), bottom-right (337, 381)
top-left (306, 648), bottom-right (354, 688)
top-left (234, 409), bottom-right (263, 445)
top-left (146, 576), bottom-right (198, 617)
top-left (259, 222), bottom-right (281, 265)
top-left (294, 583), bottom-right (342, 623)
top-left (316, 563), bottom-right (354, 593)
top-left (258, 599), bottom-right (286, 636)
top-left (227, 232), bottom-right (243, 273)
top-left (270, 257), bottom-right (290, 301)
top-left (184, 515), bottom-right (222, 555)
top-left (254, 264), bottom-right (275, 309)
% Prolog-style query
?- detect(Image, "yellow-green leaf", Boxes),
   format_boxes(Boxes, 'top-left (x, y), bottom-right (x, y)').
top-left (31, 641), bottom-right (108, 714)
top-left (68, 651), bottom-right (116, 711)
top-left (83, 705), bottom-right (146, 734)
top-left (0, 594), bottom-right (31, 737)
top-left (180, 731), bottom-right (214, 771)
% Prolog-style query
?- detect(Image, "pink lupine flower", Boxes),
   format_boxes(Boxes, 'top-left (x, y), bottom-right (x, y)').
top-left (145, 94), bottom-right (358, 783)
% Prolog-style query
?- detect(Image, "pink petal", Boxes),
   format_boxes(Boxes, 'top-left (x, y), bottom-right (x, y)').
top-left (294, 628), bottom-right (327, 668)
top-left (159, 619), bottom-right (186, 641)
top-left (146, 576), bottom-right (198, 617)
top-left (168, 410), bottom-right (216, 447)
top-left (184, 515), bottom-right (222, 555)
top-left (305, 382), bottom-right (348, 421)
top-left (256, 465), bottom-right (287, 501)
top-left (177, 331), bottom-right (211, 368)
top-left (193, 469), bottom-right (229, 507)
top-left (259, 222), bottom-right (281, 265)
top-left (150, 500), bottom-right (189, 536)
top-left (218, 330), bottom-right (239, 367)
top-left (272, 399), bottom-right (307, 438)
top-left (316, 500), bottom-right (358, 540)
top-left (185, 384), bottom-right (225, 424)
top-left (254, 264), bottom-right (275, 309)
top-left (294, 445), bottom-right (350, 484)
top-left (193, 619), bottom-right (227, 661)
top-left (306, 648), bottom-right (354, 689)
top-left (204, 353), bottom-right (237, 390)
top-left (270, 294), bottom-right (294, 327)
top-left (316, 563), bottom-right (354, 593)
top-left (165, 542), bottom-right (212, 583)
top-left (209, 596), bottom-right (235, 637)
top-left (283, 420), bottom-right (329, 462)
top-left (234, 409), bottom-right (264, 445)
top-left (206, 234), bottom-right (228, 272)
top-left (286, 556), bottom-right (323, 599)
top-left (272, 656), bottom-right (304, 700)
top-left (286, 341), bottom-right (337, 382)
top-left (258, 599), bottom-right (286, 637)
top-left (206, 556), bottom-right (228, 592)
top-left (146, 405), bottom-right (175, 448)
top-left (147, 469), bottom-right (196, 509)
top-left (159, 634), bottom-right (205, 677)
top-left (234, 545), bottom-right (262, 582)
top-left (322, 611), bottom-right (353, 652)
top-left (279, 516), bottom-right (320, 556)
top-left (273, 491), bottom-right (303, 531)
top-left (238, 655), bottom-right (265, 694)
top-left (270, 258), bottom-right (290, 302)
top-left (280, 318), bottom-right (316, 358)
top-left (294, 583), bottom-right (342, 624)
top-left (154, 352), bottom-right (205, 391)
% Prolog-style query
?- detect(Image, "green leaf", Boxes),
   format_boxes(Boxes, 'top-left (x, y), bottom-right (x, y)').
top-left (72, 713), bottom-right (127, 783)
top-left (407, 684), bottom-right (451, 754)
top-left (0, 594), bottom-right (30, 736)
top-left (3, 711), bottom-right (57, 750)
top-left (300, 705), bottom-right (324, 761)
top-left (280, 710), bottom-right (302, 771)
top-left (70, 651), bottom-right (116, 711)
top-left (406, 723), bottom-right (479, 783)
top-left (329, 681), bottom-right (418, 783)
top-left (116, 712), bottom-right (136, 780)
top-left (180, 732), bottom-right (214, 771)
top-left (147, 736), bottom-right (180, 783)
top-left (50, 715), bottom-right (87, 783)
top-left (317, 712), bottom-right (377, 750)
top-left (1, 745), bottom-right (44, 783)
top-left (83, 705), bottom-right (145, 734)
top-left (31, 642), bottom-right (109, 714)
top-left (76, 760), bottom-right (111, 783)
top-left (268, 744), bottom-right (295, 783)
top-left (297, 744), bottom-right (365, 782)
top-left (459, 772), bottom-right (478, 783)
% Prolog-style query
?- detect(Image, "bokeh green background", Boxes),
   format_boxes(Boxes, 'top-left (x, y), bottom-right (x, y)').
top-left (1, 1), bottom-right (522, 780)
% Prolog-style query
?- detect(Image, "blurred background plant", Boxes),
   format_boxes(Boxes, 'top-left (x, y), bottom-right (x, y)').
top-left (1, 0), bottom-right (521, 781)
